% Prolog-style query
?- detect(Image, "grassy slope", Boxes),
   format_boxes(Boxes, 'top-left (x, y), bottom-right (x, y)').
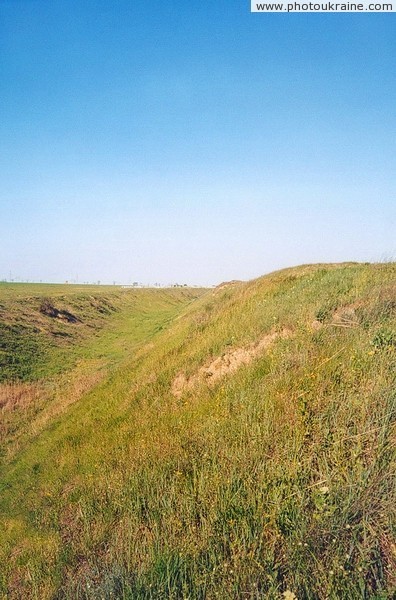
top-left (0, 283), bottom-right (122, 382)
top-left (0, 283), bottom-right (205, 381)
top-left (0, 264), bottom-right (395, 599)
top-left (0, 285), bottom-right (205, 464)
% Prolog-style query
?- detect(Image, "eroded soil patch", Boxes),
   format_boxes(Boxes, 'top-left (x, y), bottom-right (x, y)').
top-left (172, 328), bottom-right (291, 398)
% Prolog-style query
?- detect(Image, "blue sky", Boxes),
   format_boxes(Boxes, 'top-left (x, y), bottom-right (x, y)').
top-left (1, 1), bottom-right (395, 285)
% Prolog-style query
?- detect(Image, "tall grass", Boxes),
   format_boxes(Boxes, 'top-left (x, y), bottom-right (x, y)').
top-left (0, 264), bottom-right (395, 599)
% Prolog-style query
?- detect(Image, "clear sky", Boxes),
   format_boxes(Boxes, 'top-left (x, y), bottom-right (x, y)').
top-left (1, 1), bottom-right (395, 285)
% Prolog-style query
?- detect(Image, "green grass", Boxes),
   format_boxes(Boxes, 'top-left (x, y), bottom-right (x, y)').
top-left (0, 285), bottom-right (206, 465)
top-left (0, 283), bottom-right (205, 382)
top-left (0, 264), bottom-right (395, 599)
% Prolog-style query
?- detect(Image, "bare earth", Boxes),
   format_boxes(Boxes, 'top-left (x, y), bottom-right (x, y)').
top-left (172, 327), bottom-right (291, 398)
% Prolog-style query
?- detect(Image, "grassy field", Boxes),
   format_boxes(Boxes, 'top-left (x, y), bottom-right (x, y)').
top-left (0, 284), bottom-right (205, 467)
top-left (0, 264), bottom-right (395, 599)
top-left (0, 283), bottom-right (205, 382)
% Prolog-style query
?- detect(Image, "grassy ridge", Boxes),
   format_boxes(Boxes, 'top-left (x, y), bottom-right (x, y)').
top-left (0, 283), bottom-right (122, 382)
top-left (0, 283), bottom-right (204, 382)
top-left (0, 264), bottom-right (395, 599)
top-left (0, 285), bottom-right (205, 465)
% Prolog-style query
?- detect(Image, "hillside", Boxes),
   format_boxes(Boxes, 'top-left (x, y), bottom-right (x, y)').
top-left (0, 284), bottom-right (205, 468)
top-left (0, 264), bottom-right (395, 599)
